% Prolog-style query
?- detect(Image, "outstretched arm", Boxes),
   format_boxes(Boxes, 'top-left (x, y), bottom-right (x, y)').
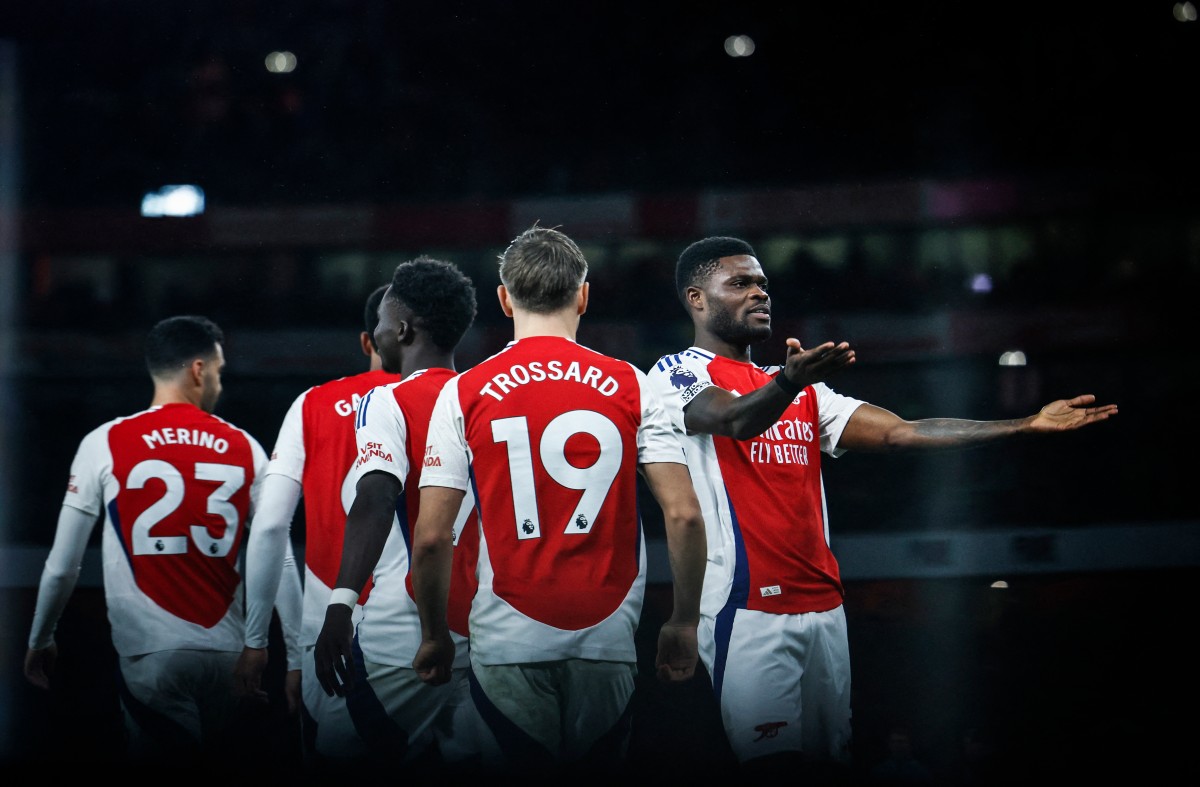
top-left (641, 461), bottom-right (707, 682)
top-left (685, 338), bottom-right (855, 439)
top-left (313, 470), bottom-right (401, 697)
top-left (838, 394), bottom-right (1118, 453)
top-left (410, 485), bottom-right (463, 687)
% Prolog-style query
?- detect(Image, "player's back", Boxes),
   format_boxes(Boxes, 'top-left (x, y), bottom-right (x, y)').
top-left (353, 368), bottom-right (480, 664)
top-left (390, 369), bottom-right (480, 638)
top-left (272, 368), bottom-right (398, 641)
top-left (75, 402), bottom-right (264, 655)
top-left (450, 336), bottom-right (649, 657)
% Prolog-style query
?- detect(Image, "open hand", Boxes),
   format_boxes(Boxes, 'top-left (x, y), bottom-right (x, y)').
top-left (1030, 394), bottom-right (1118, 432)
top-left (780, 339), bottom-right (855, 391)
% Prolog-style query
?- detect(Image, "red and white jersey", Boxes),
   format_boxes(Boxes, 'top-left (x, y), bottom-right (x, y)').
top-left (647, 348), bottom-right (865, 618)
top-left (420, 336), bottom-right (685, 665)
top-left (348, 368), bottom-right (480, 668)
top-left (266, 369), bottom-right (398, 645)
top-left (62, 403), bottom-right (268, 656)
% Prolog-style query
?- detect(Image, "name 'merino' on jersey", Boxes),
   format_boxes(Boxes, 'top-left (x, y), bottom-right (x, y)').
top-left (63, 402), bottom-right (268, 656)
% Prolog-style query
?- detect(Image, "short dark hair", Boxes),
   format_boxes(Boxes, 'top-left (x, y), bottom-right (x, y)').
top-left (363, 285), bottom-right (388, 350)
top-left (145, 315), bottom-right (224, 378)
top-left (388, 256), bottom-right (477, 351)
top-left (498, 224), bottom-right (588, 313)
top-left (675, 236), bottom-right (757, 302)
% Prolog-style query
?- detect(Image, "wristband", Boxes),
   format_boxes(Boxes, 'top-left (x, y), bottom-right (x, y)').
top-left (329, 587), bottom-right (360, 609)
top-left (774, 373), bottom-right (803, 396)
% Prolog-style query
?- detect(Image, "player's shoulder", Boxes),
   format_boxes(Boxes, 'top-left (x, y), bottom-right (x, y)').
top-left (572, 342), bottom-right (645, 374)
top-left (76, 409), bottom-right (144, 448)
top-left (97, 404), bottom-right (181, 439)
top-left (98, 406), bottom-right (156, 430)
top-left (648, 347), bottom-right (713, 378)
top-left (308, 369), bottom-right (397, 399)
top-left (402, 366), bottom-right (457, 386)
top-left (203, 410), bottom-right (260, 441)
top-left (356, 378), bottom-right (409, 422)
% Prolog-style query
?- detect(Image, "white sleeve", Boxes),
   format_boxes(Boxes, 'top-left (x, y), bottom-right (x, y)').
top-left (246, 434), bottom-right (270, 513)
top-left (632, 364), bottom-right (687, 465)
top-left (417, 377), bottom-right (470, 491)
top-left (266, 391), bottom-right (309, 482)
top-left (276, 538), bottom-right (304, 670)
top-left (349, 383), bottom-right (410, 489)
top-left (813, 382), bottom-right (867, 457)
top-left (27, 504), bottom-right (99, 649)
top-left (646, 352), bottom-right (715, 435)
top-left (61, 426), bottom-right (110, 517)
top-left (243, 473), bottom-right (301, 649)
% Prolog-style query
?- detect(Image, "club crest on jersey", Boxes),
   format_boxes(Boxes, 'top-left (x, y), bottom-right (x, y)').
top-left (753, 721), bottom-right (788, 741)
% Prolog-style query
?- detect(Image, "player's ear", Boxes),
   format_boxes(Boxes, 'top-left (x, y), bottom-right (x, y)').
top-left (576, 282), bottom-right (589, 316)
top-left (359, 331), bottom-right (374, 358)
top-left (497, 285), bottom-right (515, 318)
top-left (188, 358), bottom-right (206, 388)
top-left (397, 319), bottom-right (414, 345)
top-left (684, 285), bottom-right (705, 312)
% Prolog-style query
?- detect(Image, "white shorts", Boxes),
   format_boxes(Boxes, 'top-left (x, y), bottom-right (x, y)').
top-left (301, 642), bottom-right (367, 760)
top-left (699, 605), bottom-right (852, 764)
top-left (469, 658), bottom-right (636, 770)
top-left (117, 648), bottom-right (241, 759)
top-left (353, 657), bottom-right (496, 766)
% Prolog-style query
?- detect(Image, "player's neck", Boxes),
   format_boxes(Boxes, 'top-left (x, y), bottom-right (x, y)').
top-left (511, 310), bottom-right (579, 342)
top-left (150, 385), bottom-right (199, 408)
top-left (693, 330), bottom-right (752, 363)
top-left (401, 346), bottom-right (455, 377)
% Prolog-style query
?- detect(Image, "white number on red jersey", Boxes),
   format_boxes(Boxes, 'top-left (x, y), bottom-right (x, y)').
top-left (128, 459), bottom-right (245, 557)
top-left (491, 409), bottom-right (621, 539)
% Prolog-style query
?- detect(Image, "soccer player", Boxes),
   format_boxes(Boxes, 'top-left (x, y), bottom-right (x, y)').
top-left (646, 235), bottom-right (1119, 778)
top-left (409, 225), bottom-right (708, 777)
top-left (312, 256), bottom-right (490, 775)
top-left (24, 315), bottom-right (302, 767)
top-left (236, 285), bottom-right (398, 764)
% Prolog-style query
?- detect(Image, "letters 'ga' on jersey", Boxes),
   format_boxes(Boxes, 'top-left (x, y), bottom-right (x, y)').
top-left (267, 368), bottom-right (398, 645)
top-left (647, 348), bottom-right (865, 618)
top-left (62, 402), bottom-right (268, 656)
top-left (421, 336), bottom-right (686, 665)
top-left (348, 367), bottom-right (480, 668)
